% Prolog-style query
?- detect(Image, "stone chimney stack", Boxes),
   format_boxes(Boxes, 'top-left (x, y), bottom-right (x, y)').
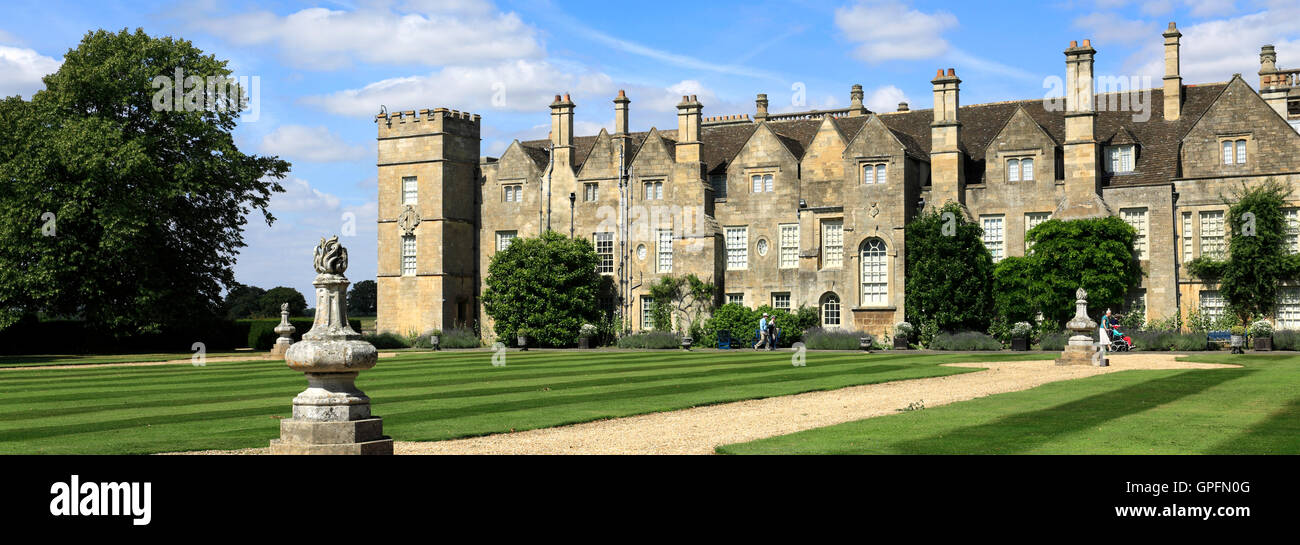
top-left (1059, 39), bottom-right (1109, 219)
top-left (755, 93), bottom-right (769, 120)
top-left (1260, 45), bottom-right (1290, 118)
top-left (929, 68), bottom-right (964, 207)
top-left (614, 90), bottom-right (630, 135)
top-left (676, 94), bottom-right (702, 164)
top-left (849, 84), bottom-right (867, 116)
top-left (550, 93), bottom-right (575, 168)
top-left (1163, 22), bottom-right (1183, 121)
top-left (897, 102), bottom-right (909, 112)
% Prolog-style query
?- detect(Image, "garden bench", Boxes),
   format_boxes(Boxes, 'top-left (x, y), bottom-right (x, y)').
top-left (717, 330), bottom-right (732, 350)
top-left (1206, 330), bottom-right (1232, 350)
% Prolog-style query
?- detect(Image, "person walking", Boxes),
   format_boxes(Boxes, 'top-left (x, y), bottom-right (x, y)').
top-left (754, 312), bottom-right (770, 350)
top-left (1099, 309), bottom-right (1113, 350)
top-left (765, 315), bottom-right (778, 351)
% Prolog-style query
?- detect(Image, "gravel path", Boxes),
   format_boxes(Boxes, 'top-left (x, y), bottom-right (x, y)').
top-left (168, 353), bottom-right (1236, 455)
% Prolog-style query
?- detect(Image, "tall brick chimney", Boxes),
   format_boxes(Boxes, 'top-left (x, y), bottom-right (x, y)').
top-left (1163, 23), bottom-right (1183, 121)
top-left (550, 93), bottom-right (575, 168)
top-left (676, 94), bottom-right (702, 164)
top-left (614, 90), bottom-right (630, 135)
top-left (1260, 45), bottom-right (1290, 119)
top-left (929, 68), bottom-right (964, 208)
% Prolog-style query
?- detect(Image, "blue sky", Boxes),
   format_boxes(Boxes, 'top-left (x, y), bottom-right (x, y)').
top-left (2, 0), bottom-right (1297, 304)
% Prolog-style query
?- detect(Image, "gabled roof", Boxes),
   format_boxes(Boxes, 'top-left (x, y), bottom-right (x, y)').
top-left (512, 82), bottom-right (1230, 186)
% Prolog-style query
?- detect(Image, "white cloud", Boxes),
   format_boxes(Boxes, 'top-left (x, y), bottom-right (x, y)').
top-left (261, 125), bottom-right (369, 163)
top-left (0, 45), bottom-right (61, 98)
top-left (865, 85), bottom-right (909, 112)
top-left (177, 1), bottom-right (543, 70)
top-left (1121, 4), bottom-right (1300, 85)
top-left (303, 59), bottom-right (614, 117)
top-left (1184, 0), bottom-right (1237, 17)
top-left (835, 0), bottom-right (959, 62)
top-left (272, 177), bottom-right (342, 213)
top-left (1073, 12), bottom-right (1160, 45)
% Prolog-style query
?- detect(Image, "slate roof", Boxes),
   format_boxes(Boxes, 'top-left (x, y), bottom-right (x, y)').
top-left (517, 82), bottom-right (1230, 187)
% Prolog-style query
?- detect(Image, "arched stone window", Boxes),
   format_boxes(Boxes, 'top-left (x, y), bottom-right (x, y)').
top-left (820, 292), bottom-right (841, 327)
top-left (860, 238), bottom-right (888, 306)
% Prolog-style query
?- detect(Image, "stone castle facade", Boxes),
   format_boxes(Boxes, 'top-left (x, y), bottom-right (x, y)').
top-left (375, 22), bottom-right (1300, 339)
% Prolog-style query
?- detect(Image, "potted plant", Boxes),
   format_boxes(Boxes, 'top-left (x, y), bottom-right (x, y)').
top-left (578, 323), bottom-right (597, 349)
top-left (1249, 319), bottom-right (1273, 351)
top-left (1229, 325), bottom-right (1246, 354)
top-left (893, 322), bottom-right (913, 350)
top-left (1011, 321), bottom-right (1033, 351)
top-left (517, 328), bottom-right (529, 351)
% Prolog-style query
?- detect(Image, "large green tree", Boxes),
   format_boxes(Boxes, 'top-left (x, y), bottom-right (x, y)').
top-left (993, 216), bottom-right (1142, 326)
top-left (258, 286), bottom-right (307, 318)
top-left (0, 28), bottom-right (289, 334)
top-left (347, 279), bottom-right (377, 316)
top-left (1187, 179), bottom-right (1300, 324)
top-left (904, 203), bottom-right (995, 334)
top-left (222, 283), bottom-right (266, 319)
top-left (482, 231), bottom-right (606, 347)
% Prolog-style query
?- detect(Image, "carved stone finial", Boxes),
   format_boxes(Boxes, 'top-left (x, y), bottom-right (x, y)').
top-left (281, 302), bottom-right (289, 313)
top-left (1076, 287), bottom-right (1087, 301)
top-left (313, 235), bottom-right (349, 274)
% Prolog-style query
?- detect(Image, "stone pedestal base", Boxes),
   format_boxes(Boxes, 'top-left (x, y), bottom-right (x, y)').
top-left (1056, 335), bottom-right (1106, 366)
top-left (270, 338), bottom-right (292, 358)
top-left (269, 417), bottom-right (393, 455)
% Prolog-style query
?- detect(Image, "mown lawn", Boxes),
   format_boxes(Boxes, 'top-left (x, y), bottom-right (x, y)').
top-left (717, 354), bottom-right (1300, 455)
top-left (0, 350), bottom-right (1050, 454)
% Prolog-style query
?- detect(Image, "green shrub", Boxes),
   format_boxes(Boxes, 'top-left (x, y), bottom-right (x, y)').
top-left (1129, 330), bottom-right (1174, 351)
top-left (929, 331), bottom-right (1002, 351)
top-left (1173, 332), bottom-right (1210, 351)
top-left (1038, 332), bottom-right (1068, 351)
top-left (482, 231), bottom-right (610, 347)
top-left (1248, 320), bottom-right (1273, 338)
top-left (439, 327), bottom-right (482, 348)
top-left (363, 332), bottom-right (410, 349)
top-left (802, 328), bottom-right (867, 350)
top-left (1273, 330), bottom-right (1300, 350)
top-left (616, 331), bottom-right (681, 349)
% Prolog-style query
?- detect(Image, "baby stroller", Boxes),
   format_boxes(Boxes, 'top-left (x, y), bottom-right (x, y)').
top-left (1107, 322), bottom-right (1132, 351)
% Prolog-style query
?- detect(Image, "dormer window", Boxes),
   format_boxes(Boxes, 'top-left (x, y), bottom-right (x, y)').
top-left (751, 173), bottom-right (774, 193)
top-left (862, 163), bottom-right (887, 184)
top-left (1105, 145), bottom-right (1135, 174)
top-left (1222, 139), bottom-right (1247, 165)
top-left (1007, 158), bottom-right (1034, 181)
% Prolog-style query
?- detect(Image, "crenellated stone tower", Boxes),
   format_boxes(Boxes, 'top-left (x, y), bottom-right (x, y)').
top-left (375, 108), bottom-right (481, 336)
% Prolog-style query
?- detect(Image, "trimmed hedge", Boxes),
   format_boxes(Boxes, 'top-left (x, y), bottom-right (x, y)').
top-left (1274, 330), bottom-right (1300, 350)
top-left (241, 318), bottom-right (363, 350)
top-left (0, 316), bottom-right (361, 354)
top-left (1038, 332), bottom-right (1069, 351)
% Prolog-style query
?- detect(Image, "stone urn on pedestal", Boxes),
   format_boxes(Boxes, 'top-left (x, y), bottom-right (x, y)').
top-left (1055, 287), bottom-right (1107, 367)
top-left (269, 236), bottom-right (392, 455)
top-left (269, 303), bottom-right (296, 358)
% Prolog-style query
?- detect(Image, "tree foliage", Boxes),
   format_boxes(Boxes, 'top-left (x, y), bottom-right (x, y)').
top-left (1186, 179), bottom-right (1300, 324)
top-left (0, 28), bottom-right (289, 334)
top-left (259, 286), bottom-right (307, 317)
top-left (347, 279), bottom-right (377, 316)
top-left (647, 274), bottom-right (715, 332)
top-left (482, 231), bottom-right (608, 347)
top-left (904, 203), bottom-right (995, 333)
top-left (993, 216), bottom-right (1142, 326)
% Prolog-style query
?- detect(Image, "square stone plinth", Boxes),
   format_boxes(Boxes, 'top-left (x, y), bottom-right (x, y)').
top-left (268, 417), bottom-right (393, 455)
top-left (1056, 344), bottom-right (1104, 366)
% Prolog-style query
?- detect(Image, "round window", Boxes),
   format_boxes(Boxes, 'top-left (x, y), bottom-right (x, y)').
top-left (757, 238), bottom-right (769, 256)
top-left (637, 244), bottom-right (647, 260)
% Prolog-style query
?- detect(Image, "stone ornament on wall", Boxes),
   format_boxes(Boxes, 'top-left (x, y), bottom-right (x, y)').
top-left (397, 205), bottom-right (421, 236)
